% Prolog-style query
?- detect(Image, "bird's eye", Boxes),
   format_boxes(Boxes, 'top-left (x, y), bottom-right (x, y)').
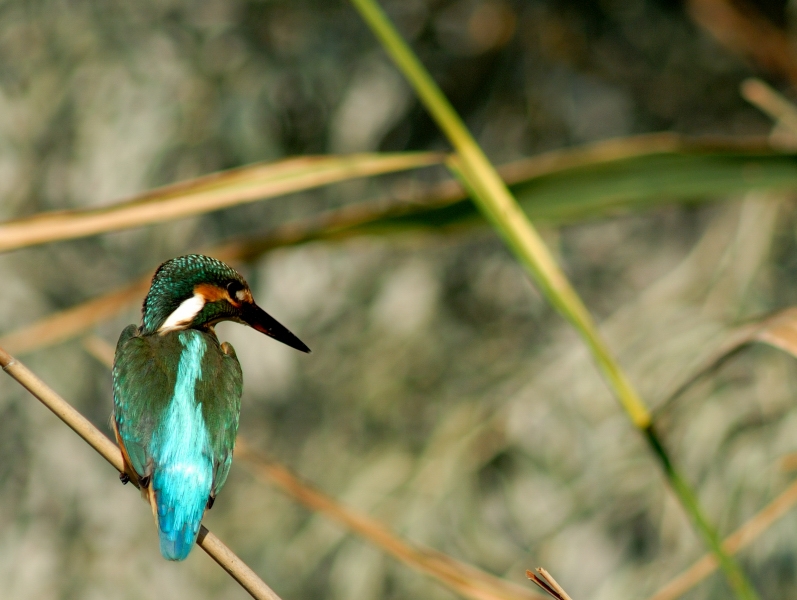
top-left (226, 280), bottom-right (245, 301)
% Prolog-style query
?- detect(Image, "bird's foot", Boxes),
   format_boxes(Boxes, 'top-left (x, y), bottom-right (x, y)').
top-left (139, 475), bottom-right (151, 488)
top-left (119, 472), bottom-right (130, 485)
top-left (206, 496), bottom-right (215, 510)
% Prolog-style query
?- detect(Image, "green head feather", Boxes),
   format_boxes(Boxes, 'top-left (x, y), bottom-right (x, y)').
top-left (142, 255), bottom-right (247, 335)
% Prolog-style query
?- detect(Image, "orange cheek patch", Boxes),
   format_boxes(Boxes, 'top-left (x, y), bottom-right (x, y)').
top-left (194, 283), bottom-right (228, 303)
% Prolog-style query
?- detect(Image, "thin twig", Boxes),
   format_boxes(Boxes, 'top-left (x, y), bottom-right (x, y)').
top-left (655, 307), bottom-right (797, 417)
top-left (0, 131), bottom-right (782, 255)
top-left (81, 335), bottom-right (116, 366)
top-left (525, 569), bottom-right (574, 600)
top-left (0, 152), bottom-right (443, 253)
top-left (0, 345), bottom-right (284, 600)
top-left (0, 279), bottom-right (150, 355)
top-left (687, 0), bottom-right (797, 88)
top-left (0, 241), bottom-right (257, 356)
top-left (237, 444), bottom-right (544, 600)
top-left (740, 78), bottom-right (797, 137)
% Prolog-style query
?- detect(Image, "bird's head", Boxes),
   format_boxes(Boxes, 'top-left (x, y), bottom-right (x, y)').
top-left (141, 254), bottom-right (309, 353)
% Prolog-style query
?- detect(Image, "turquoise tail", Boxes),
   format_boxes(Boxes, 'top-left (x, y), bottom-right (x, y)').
top-left (153, 462), bottom-right (212, 561)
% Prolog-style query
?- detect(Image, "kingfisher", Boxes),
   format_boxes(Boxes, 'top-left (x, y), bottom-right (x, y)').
top-left (112, 254), bottom-right (309, 561)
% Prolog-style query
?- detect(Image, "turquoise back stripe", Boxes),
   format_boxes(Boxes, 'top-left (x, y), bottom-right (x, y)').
top-left (151, 331), bottom-right (213, 561)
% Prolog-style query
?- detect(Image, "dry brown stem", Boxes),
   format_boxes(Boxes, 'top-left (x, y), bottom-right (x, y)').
top-left (687, 0), bottom-right (797, 88)
top-left (657, 306), bottom-right (797, 413)
top-left (237, 444), bottom-right (544, 600)
top-left (0, 345), bottom-right (284, 600)
top-left (0, 152), bottom-right (443, 253)
top-left (740, 78), bottom-right (797, 136)
top-left (0, 279), bottom-right (150, 355)
top-left (525, 569), bottom-right (574, 600)
top-left (0, 133), bottom-right (767, 256)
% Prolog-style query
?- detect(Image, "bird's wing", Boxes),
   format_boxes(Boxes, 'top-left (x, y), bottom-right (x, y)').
top-left (197, 339), bottom-right (242, 499)
top-left (112, 325), bottom-right (176, 479)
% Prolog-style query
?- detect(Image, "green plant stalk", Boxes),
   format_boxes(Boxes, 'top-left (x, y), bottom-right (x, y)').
top-left (643, 426), bottom-right (756, 597)
top-left (348, 1), bottom-right (760, 598)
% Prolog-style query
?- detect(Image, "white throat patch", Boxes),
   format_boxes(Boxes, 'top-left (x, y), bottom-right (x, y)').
top-left (158, 293), bottom-right (206, 333)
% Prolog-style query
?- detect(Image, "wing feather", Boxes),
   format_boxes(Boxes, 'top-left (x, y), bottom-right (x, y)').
top-left (197, 339), bottom-right (242, 498)
top-left (112, 326), bottom-right (178, 479)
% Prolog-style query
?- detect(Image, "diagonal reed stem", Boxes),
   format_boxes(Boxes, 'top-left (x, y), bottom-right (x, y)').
top-left (347, 1), bottom-right (759, 598)
top-left (0, 152), bottom-right (443, 253)
top-left (0, 345), bottom-right (283, 600)
top-left (237, 444), bottom-right (544, 600)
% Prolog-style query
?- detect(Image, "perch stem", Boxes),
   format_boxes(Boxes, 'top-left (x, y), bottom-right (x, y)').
top-left (0, 346), bottom-right (283, 600)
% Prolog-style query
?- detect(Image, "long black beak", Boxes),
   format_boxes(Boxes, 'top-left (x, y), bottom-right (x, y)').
top-left (242, 303), bottom-right (311, 353)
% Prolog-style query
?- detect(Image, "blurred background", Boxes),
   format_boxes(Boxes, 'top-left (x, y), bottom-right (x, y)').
top-left (2, 0), bottom-right (797, 599)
